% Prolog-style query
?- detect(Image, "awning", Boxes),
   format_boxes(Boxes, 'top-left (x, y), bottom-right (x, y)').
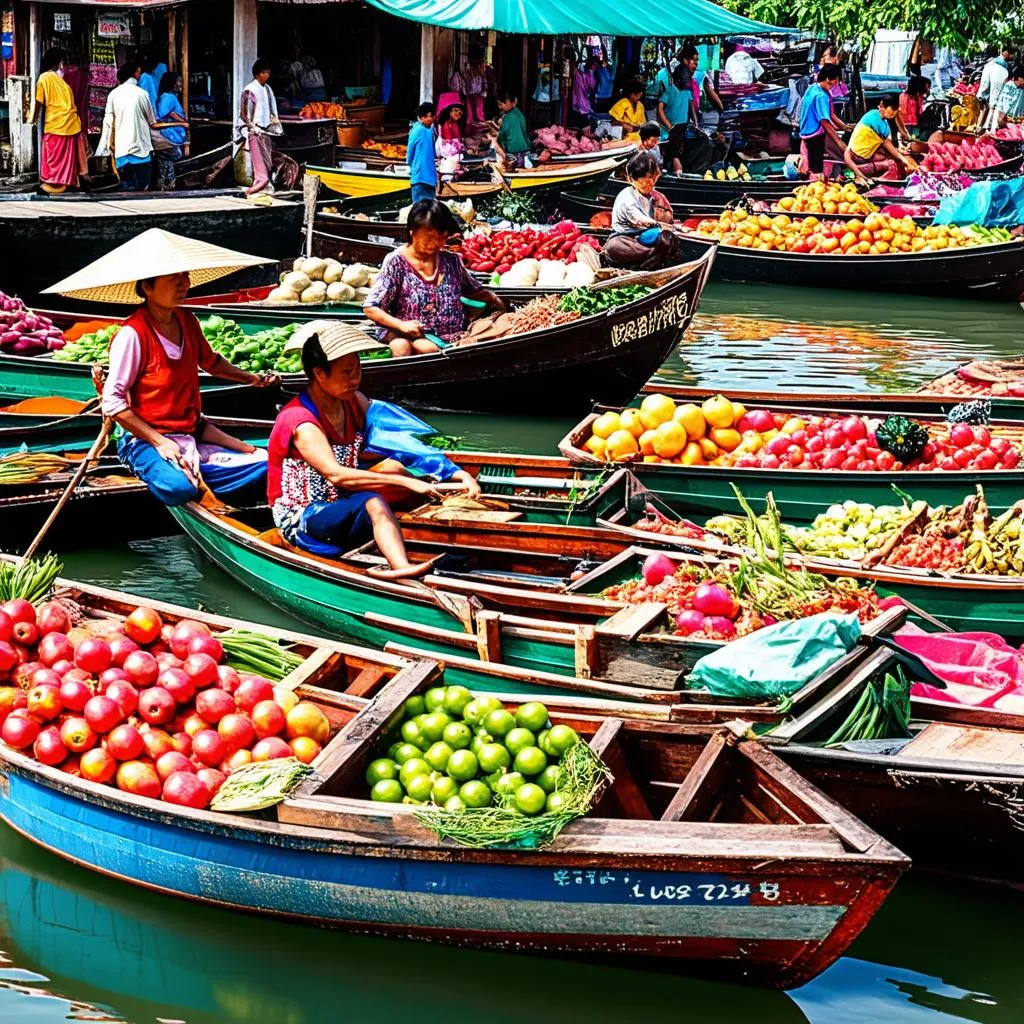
top-left (361, 0), bottom-right (777, 35)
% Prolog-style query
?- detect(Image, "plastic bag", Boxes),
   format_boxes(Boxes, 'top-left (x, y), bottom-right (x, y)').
top-left (362, 399), bottom-right (459, 481)
top-left (685, 613), bottom-right (862, 700)
top-left (934, 178), bottom-right (1024, 227)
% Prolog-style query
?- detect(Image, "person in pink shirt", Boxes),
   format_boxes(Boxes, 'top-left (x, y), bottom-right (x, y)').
top-left (572, 57), bottom-right (599, 125)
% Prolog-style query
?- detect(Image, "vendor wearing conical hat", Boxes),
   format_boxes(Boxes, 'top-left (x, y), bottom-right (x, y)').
top-left (43, 229), bottom-right (280, 505)
top-left (268, 320), bottom-right (479, 579)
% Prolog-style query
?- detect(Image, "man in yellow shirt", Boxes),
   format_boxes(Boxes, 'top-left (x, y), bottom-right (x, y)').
top-left (29, 48), bottom-right (87, 194)
top-left (844, 94), bottom-right (917, 185)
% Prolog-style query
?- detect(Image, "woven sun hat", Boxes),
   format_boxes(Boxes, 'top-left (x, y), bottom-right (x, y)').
top-left (284, 320), bottom-right (385, 361)
top-left (41, 228), bottom-right (274, 305)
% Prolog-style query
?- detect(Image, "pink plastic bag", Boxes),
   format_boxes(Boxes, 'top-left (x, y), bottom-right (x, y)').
top-left (895, 624), bottom-right (1024, 706)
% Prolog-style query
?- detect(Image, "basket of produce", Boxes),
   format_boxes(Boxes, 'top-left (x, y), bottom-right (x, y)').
top-left (0, 291), bottom-right (66, 356)
top-left (337, 120), bottom-right (366, 147)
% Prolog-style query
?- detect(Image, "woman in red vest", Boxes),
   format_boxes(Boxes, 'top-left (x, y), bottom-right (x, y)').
top-left (100, 270), bottom-right (279, 504)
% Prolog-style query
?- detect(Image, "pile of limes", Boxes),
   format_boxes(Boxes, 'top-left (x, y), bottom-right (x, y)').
top-left (365, 687), bottom-right (580, 815)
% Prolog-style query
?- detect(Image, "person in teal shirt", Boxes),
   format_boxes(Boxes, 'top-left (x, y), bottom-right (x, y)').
top-left (495, 90), bottom-right (530, 168)
top-left (407, 102), bottom-right (437, 203)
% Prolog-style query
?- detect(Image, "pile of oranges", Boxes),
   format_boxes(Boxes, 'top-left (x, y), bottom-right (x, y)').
top-left (694, 209), bottom-right (984, 255)
top-left (776, 180), bottom-right (877, 216)
top-left (583, 394), bottom-right (747, 464)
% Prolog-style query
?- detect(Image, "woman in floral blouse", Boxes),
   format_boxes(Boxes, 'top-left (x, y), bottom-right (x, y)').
top-left (363, 200), bottom-right (503, 356)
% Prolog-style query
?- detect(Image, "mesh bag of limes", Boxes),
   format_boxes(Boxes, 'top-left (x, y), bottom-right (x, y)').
top-left (366, 686), bottom-right (612, 850)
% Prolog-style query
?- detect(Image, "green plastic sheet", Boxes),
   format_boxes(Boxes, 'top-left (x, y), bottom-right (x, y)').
top-left (686, 614), bottom-right (863, 700)
top-left (363, 0), bottom-right (776, 37)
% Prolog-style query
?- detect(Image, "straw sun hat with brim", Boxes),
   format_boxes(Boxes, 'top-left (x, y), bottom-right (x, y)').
top-left (41, 228), bottom-right (274, 305)
top-left (285, 320), bottom-right (385, 362)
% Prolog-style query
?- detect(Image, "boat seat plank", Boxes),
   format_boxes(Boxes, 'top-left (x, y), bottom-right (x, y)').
top-left (596, 602), bottom-right (668, 641)
top-left (661, 732), bottom-right (732, 822)
top-left (588, 718), bottom-right (655, 820)
top-left (345, 665), bottom-right (391, 699)
top-left (898, 722), bottom-right (1024, 765)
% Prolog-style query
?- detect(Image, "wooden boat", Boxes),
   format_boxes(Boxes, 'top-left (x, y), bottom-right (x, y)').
top-left (276, 116), bottom-right (337, 168)
top-left (671, 224), bottom-right (1024, 301)
top-left (765, 645), bottom-right (1024, 888)
top-left (173, 142), bottom-right (234, 191)
top-left (0, 644), bottom-right (907, 987)
top-left (560, 404), bottom-right (1024, 523)
top-left (0, 192), bottom-right (302, 303)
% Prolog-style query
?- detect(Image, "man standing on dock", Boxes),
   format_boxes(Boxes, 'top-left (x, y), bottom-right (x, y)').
top-left (95, 61), bottom-right (156, 192)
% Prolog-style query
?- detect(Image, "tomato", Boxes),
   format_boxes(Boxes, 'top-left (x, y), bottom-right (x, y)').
top-left (990, 437), bottom-right (1011, 457)
top-left (841, 416), bottom-right (867, 442)
top-left (841, 457), bottom-right (860, 471)
top-left (1000, 449), bottom-right (1021, 468)
top-left (975, 449), bottom-right (998, 470)
top-left (972, 426), bottom-right (992, 447)
top-left (822, 450), bottom-right (845, 469)
top-left (920, 442), bottom-right (937, 463)
top-left (876, 451), bottom-right (896, 471)
top-left (952, 448), bottom-right (972, 468)
top-left (949, 423), bottom-right (974, 449)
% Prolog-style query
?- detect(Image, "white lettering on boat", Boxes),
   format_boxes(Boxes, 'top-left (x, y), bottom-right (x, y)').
top-left (610, 294), bottom-right (690, 348)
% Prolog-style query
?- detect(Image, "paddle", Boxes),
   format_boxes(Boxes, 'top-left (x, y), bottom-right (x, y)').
top-left (22, 416), bottom-right (113, 561)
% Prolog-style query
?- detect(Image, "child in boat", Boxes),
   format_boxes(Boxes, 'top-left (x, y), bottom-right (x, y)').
top-left (493, 90), bottom-right (530, 168)
top-left (638, 122), bottom-right (663, 169)
top-left (267, 320), bottom-right (480, 579)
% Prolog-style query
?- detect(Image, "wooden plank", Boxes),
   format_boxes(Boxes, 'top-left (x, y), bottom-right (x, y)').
top-left (363, 612), bottom-right (478, 650)
top-left (661, 732), bottom-right (732, 822)
top-left (587, 718), bottom-right (624, 760)
top-left (588, 718), bottom-right (654, 820)
top-left (475, 610), bottom-right (502, 663)
top-left (276, 647), bottom-right (337, 693)
top-left (898, 722), bottom-right (1024, 765)
top-left (574, 625), bottom-right (598, 678)
top-left (596, 602), bottom-right (668, 641)
top-left (345, 665), bottom-right (390, 699)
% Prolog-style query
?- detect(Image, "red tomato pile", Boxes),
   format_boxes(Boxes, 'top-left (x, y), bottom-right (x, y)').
top-left (460, 221), bottom-right (601, 275)
top-left (0, 602), bottom-right (328, 810)
top-left (887, 534), bottom-right (964, 571)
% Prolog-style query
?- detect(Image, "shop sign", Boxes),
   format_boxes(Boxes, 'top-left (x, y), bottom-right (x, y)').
top-left (96, 12), bottom-right (130, 39)
top-left (54, 13), bottom-right (72, 34)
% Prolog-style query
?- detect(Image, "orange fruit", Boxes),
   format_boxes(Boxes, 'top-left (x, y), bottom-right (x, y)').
top-left (729, 402), bottom-right (746, 425)
top-left (698, 437), bottom-right (720, 460)
top-left (591, 411), bottom-right (621, 439)
top-left (701, 395), bottom-right (735, 430)
top-left (709, 427), bottom-right (741, 452)
top-left (639, 393), bottom-right (676, 431)
top-left (619, 408), bottom-right (645, 438)
top-left (679, 441), bottom-right (704, 466)
top-left (638, 429), bottom-right (657, 456)
top-left (584, 435), bottom-right (607, 459)
top-left (605, 429), bottom-right (639, 461)
top-left (673, 403), bottom-right (706, 440)
top-left (652, 421), bottom-right (687, 459)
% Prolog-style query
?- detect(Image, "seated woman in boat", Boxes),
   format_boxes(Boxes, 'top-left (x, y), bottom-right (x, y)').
top-left (843, 94), bottom-right (918, 186)
top-left (268, 320), bottom-right (480, 579)
top-left (607, 78), bottom-right (648, 144)
top-left (363, 200), bottom-right (503, 357)
top-left (601, 151), bottom-right (684, 271)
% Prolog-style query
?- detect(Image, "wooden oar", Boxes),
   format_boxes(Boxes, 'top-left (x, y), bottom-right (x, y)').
top-left (22, 417), bottom-right (113, 560)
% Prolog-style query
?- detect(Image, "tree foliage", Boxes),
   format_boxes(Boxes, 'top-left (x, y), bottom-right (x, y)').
top-left (720, 0), bottom-right (1009, 52)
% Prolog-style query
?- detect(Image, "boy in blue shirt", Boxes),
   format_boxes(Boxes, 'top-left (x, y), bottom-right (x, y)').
top-left (407, 102), bottom-right (437, 203)
top-left (799, 65), bottom-right (850, 178)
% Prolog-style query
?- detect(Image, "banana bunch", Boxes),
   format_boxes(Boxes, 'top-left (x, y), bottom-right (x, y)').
top-left (0, 451), bottom-right (74, 486)
top-left (958, 490), bottom-right (1024, 575)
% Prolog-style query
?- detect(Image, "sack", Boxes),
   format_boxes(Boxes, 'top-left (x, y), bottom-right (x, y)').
top-left (685, 613), bottom-right (862, 699)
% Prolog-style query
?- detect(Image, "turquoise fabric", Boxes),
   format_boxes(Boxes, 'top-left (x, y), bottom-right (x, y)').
top-left (364, 0), bottom-right (773, 35)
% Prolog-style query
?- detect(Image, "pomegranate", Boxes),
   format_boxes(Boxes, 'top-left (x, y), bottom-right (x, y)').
top-left (284, 702), bottom-right (330, 744)
top-left (59, 756), bottom-right (82, 777)
top-left (235, 676), bottom-right (274, 712)
top-left (98, 667), bottom-right (130, 688)
top-left (12, 660), bottom-right (41, 688)
top-left (0, 640), bottom-right (17, 674)
top-left (170, 731), bottom-right (192, 756)
top-left (123, 650), bottom-right (159, 687)
top-left (192, 729), bottom-right (227, 767)
top-left (125, 606), bottom-right (163, 646)
top-left (196, 767), bottom-right (226, 799)
top-left (83, 695), bottom-right (123, 734)
top-left (273, 686), bottom-right (299, 713)
top-left (37, 632), bottom-right (74, 667)
top-left (162, 770), bottom-right (210, 809)
top-left (216, 665), bottom-right (241, 693)
top-left (35, 601), bottom-right (71, 636)
top-left (79, 747), bottom-right (117, 784)
top-left (108, 635), bottom-right (140, 668)
top-left (1, 599), bottom-right (35, 626)
top-left (33, 726), bottom-right (68, 766)
top-left (138, 686), bottom-right (176, 726)
top-left (169, 619), bottom-right (211, 659)
top-left (223, 748), bottom-right (252, 772)
top-left (218, 713), bottom-right (256, 753)
top-left (2, 713), bottom-right (40, 749)
top-left (50, 659), bottom-right (75, 677)
top-left (141, 727), bottom-right (175, 761)
top-left (0, 611), bottom-right (12, 644)
top-left (155, 652), bottom-right (183, 671)
top-left (187, 632), bottom-right (225, 663)
top-left (195, 688), bottom-right (235, 724)
top-left (251, 700), bottom-right (285, 739)
top-left (0, 686), bottom-right (27, 725)
top-left (115, 760), bottom-right (161, 799)
top-left (182, 712), bottom-right (208, 738)
top-left (106, 723), bottom-right (145, 761)
top-left (289, 736), bottom-right (321, 764)
top-left (75, 638), bottom-right (112, 675)
top-left (158, 667), bottom-right (194, 705)
top-left (105, 680), bottom-right (139, 717)
top-left (156, 750), bottom-right (194, 781)
top-left (27, 682), bottom-right (63, 721)
top-left (251, 736), bottom-right (291, 762)
top-left (59, 676), bottom-right (93, 713)
top-left (60, 717), bottom-right (97, 753)
top-left (13, 621), bottom-right (39, 647)
top-left (182, 653), bottom-right (219, 690)
top-left (29, 667), bottom-right (63, 690)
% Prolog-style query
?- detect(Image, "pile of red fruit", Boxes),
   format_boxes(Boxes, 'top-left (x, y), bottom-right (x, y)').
top-left (886, 533), bottom-right (964, 571)
top-left (459, 222), bottom-right (601, 275)
top-left (0, 601), bottom-right (329, 810)
top-left (728, 411), bottom-right (1022, 473)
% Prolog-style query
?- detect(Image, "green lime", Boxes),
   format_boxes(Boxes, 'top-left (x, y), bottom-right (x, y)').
top-left (546, 791), bottom-right (571, 813)
top-left (516, 701), bottom-right (550, 732)
top-left (513, 745), bottom-right (548, 777)
top-left (504, 727), bottom-right (535, 756)
top-left (393, 743), bottom-right (422, 765)
top-left (399, 757), bottom-right (430, 787)
top-left (464, 696), bottom-right (502, 726)
top-left (424, 686), bottom-right (448, 712)
top-left (483, 768), bottom-right (508, 789)
top-left (387, 742), bottom-right (402, 760)
top-left (442, 722), bottom-right (472, 750)
top-left (537, 729), bottom-right (557, 757)
top-left (431, 775), bottom-right (460, 804)
top-left (365, 758), bottom-right (399, 785)
top-left (400, 719), bottom-right (426, 749)
top-left (494, 771), bottom-right (525, 797)
top-left (483, 708), bottom-right (516, 738)
top-left (371, 779), bottom-right (404, 803)
top-left (514, 783), bottom-right (547, 815)
top-left (470, 733), bottom-right (490, 757)
top-left (447, 749), bottom-right (479, 782)
top-left (537, 764), bottom-right (563, 793)
top-left (547, 724), bottom-right (580, 755)
top-left (444, 795), bottom-right (466, 813)
top-left (405, 773), bottom-right (434, 802)
top-left (421, 712), bottom-right (451, 743)
top-left (460, 780), bottom-right (492, 808)
top-left (478, 742), bottom-right (511, 773)
top-left (424, 741), bottom-right (454, 772)
top-left (403, 695), bottom-right (426, 719)
top-left (443, 685), bottom-right (474, 717)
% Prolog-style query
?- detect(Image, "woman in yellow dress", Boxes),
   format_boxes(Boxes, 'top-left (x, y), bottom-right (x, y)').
top-left (29, 48), bottom-right (88, 194)
top-left (608, 78), bottom-right (648, 143)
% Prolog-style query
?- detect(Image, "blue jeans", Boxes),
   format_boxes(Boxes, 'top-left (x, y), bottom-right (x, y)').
top-left (118, 435), bottom-right (268, 506)
top-left (410, 182), bottom-right (437, 203)
top-left (117, 158), bottom-right (152, 191)
top-left (297, 494), bottom-right (376, 553)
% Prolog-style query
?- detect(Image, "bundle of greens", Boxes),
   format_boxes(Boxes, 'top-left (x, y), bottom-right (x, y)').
top-left (558, 285), bottom-right (651, 316)
top-left (0, 555), bottom-right (62, 603)
top-left (825, 665), bottom-right (912, 746)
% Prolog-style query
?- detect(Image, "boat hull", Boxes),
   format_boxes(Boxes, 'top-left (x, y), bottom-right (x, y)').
top-left (0, 760), bottom-right (898, 987)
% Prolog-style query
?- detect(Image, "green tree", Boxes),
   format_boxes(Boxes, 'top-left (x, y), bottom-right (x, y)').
top-left (721, 0), bottom-right (1008, 52)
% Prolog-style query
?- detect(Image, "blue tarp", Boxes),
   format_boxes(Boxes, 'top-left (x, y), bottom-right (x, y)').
top-left (934, 179), bottom-right (1024, 228)
top-left (364, 0), bottom-right (776, 36)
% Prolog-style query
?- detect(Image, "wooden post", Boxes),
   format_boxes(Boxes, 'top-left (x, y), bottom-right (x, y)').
top-left (167, 9), bottom-right (176, 71)
top-left (28, 1), bottom-right (41, 170)
top-left (419, 23), bottom-right (434, 102)
top-left (181, 7), bottom-right (190, 155)
top-left (232, 0), bottom-right (258, 138)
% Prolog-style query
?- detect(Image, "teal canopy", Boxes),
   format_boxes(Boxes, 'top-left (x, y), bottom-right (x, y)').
top-left (364, 0), bottom-right (776, 36)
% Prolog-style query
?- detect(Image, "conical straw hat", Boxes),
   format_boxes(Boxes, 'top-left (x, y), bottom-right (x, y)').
top-left (41, 228), bottom-right (274, 304)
